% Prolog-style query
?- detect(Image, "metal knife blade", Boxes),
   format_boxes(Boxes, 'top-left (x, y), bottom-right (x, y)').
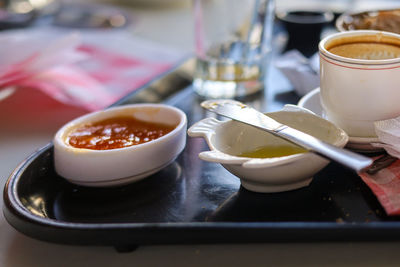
top-left (201, 99), bottom-right (284, 131)
top-left (201, 99), bottom-right (373, 172)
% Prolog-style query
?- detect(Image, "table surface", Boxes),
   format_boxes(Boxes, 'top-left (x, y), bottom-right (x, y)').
top-left (3, 0), bottom-right (400, 266)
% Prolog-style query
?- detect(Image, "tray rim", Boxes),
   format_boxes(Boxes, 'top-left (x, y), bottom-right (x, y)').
top-left (5, 142), bottom-right (400, 246)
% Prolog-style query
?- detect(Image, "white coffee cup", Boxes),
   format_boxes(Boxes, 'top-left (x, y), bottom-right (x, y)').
top-left (319, 30), bottom-right (400, 137)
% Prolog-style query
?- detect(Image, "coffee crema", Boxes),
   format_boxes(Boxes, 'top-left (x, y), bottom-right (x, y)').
top-left (328, 42), bottom-right (400, 60)
top-left (325, 34), bottom-right (400, 60)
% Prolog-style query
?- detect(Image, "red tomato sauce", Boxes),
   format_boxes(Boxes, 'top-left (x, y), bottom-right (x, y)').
top-left (67, 116), bottom-right (175, 150)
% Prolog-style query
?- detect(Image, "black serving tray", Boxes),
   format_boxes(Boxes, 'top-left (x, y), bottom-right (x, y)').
top-left (5, 56), bottom-right (400, 250)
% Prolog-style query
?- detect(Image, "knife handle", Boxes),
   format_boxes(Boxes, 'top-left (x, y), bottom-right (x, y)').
top-left (277, 127), bottom-right (372, 173)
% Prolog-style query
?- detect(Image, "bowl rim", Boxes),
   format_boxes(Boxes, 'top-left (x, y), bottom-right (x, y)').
top-left (319, 29), bottom-right (400, 65)
top-left (54, 103), bottom-right (187, 154)
top-left (276, 9), bottom-right (334, 24)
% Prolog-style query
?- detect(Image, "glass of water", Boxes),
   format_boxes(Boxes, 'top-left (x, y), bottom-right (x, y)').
top-left (192, 0), bottom-right (275, 98)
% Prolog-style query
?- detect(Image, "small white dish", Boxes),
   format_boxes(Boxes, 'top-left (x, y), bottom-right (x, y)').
top-left (188, 106), bottom-right (348, 193)
top-left (54, 104), bottom-right (187, 187)
top-left (298, 88), bottom-right (381, 153)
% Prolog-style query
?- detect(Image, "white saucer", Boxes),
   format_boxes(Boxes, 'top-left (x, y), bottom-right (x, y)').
top-left (298, 88), bottom-right (381, 153)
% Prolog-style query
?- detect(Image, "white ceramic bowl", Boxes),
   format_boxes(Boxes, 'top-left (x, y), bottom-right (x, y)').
top-left (54, 104), bottom-right (187, 187)
top-left (188, 105), bottom-right (348, 193)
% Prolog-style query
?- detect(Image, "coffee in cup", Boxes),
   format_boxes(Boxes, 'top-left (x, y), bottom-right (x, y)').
top-left (328, 42), bottom-right (400, 60)
top-left (319, 30), bottom-right (400, 137)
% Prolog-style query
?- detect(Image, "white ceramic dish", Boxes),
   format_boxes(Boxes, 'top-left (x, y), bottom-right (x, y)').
top-left (54, 104), bottom-right (187, 187)
top-left (298, 88), bottom-right (381, 153)
top-left (188, 106), bottom-right (348, 193)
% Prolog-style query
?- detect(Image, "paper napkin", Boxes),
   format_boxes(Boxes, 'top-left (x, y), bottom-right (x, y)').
top-left (373, 117), bottom-right (400, 158)
top-left (359, 157), bottom-right (400, 216)
top-left (356, 116), bottom-right (400, 216)
top-left (275, 50), bottom-right (320, 96)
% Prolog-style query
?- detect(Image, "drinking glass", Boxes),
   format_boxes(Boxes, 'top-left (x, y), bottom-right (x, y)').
top-left (192, 0), bottom-right (275, 98)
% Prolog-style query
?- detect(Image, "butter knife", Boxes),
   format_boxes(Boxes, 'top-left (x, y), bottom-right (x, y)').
top-left (201, 99), bottom-right (372, 172)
